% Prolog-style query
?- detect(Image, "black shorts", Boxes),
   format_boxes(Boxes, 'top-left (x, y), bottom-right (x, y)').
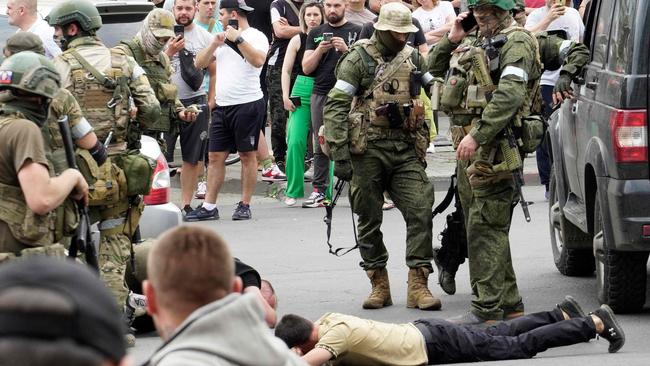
top-left (164, 95), bottom-right (209, 165)
top-left (209, 98), bottom-right (265, 153)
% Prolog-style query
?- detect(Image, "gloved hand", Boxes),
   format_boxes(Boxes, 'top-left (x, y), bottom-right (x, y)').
top-left (334, 160), bottom-right (353, 181)
top-left (552, 72), bottom-right (574, 105)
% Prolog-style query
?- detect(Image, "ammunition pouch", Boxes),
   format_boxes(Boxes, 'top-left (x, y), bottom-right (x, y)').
top-left (348, 111), bottom-right (369, 155)
top-left (112, 150), bottom-right (155, 196)
top-left (466, 160), bottom-right (513, 188)
top-left (450, 119), bottom-right (478, 149)
top-left (516, 115), bottom-right (545, 153)
top-left (404, 99), bottom-right (425, 132)
top-left (0, 182), bottom-right (55, 246)
top-left (440, 74), bottom-right (467, 109)
top-left (77, 150), bottom-right (127, 206)
top-left (54, 199), bottom-right (80, 243)
top-left (0, 243), bottom-right (67, 263)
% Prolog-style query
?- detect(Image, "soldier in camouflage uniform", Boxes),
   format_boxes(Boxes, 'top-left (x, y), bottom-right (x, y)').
top-left (430, 0), bottom-right (590, 312)
top-left (114, 9), bottom-right (198, 146)
top-left (46, 0), bottom-right (161, 315)
top-left (0, 52), bottom-right (89, 260)
top-left (428, 0), bottom-right (542, 324)
top-left (324, 2), bottom-right (441, 311)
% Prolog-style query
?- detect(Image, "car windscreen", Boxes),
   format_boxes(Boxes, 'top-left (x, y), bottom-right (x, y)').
top-left (97, 20), bottom-right (144, 48)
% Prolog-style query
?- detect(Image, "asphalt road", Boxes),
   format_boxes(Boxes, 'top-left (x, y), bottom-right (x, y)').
top-left (130, 184), bottom-right (650, 366)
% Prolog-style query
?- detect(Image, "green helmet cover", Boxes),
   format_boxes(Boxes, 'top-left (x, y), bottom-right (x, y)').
top-left (0, 52), bottom-right (61, 99)
top-left (468, 0), bottom-right (516, 11)
top-left (45, 0), bottom-right (102, 32)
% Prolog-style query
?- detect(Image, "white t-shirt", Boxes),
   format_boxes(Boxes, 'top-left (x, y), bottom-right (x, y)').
top-left (214, 27), bottom-right (269, 106)
top-left (526, 6), bottom-right (584, 86)
top-left (412, 2), bottom-right (456, 35)
top-left (24, 18), bottom-right (62, 59)
top-left (169, 24), bottom-right (213, 99)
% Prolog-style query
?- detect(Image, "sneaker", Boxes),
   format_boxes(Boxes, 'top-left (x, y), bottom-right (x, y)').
top-left (591, 304), bottom-right (625, 353)
top-left (302, 190), bottom-right (325, 208)
top-left (557, 295), bottom-right (585, 319)
top-left (195, 181), bottom-right (207, 199)
top-left (182, 205), bottom-right (193, 216)
top-left (232, 201), bottom-right (252, 220)
top-left (284, 197), bottom-right (297, 206)
top-left (123, 291), bottom-right (147, 328)
top-left (185, 205), bottom-right (219, 221)
top-left (262, 164), bottom-right (287, 181)
top-left (426, 143), bottom-right (436, 154)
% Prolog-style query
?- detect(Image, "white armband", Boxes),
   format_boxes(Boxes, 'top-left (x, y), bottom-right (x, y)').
top-left (501, 66), bottom-right (528, 82)
top-left (334, 80), bottom-right (357, 96)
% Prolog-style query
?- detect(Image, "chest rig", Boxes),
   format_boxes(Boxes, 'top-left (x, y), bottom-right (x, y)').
top-left (60, 46), bottom-right (132, 145)
top-left (118, 40), bottom-right (177, 134)
top-left (352, 40), bottom-right (424, 142)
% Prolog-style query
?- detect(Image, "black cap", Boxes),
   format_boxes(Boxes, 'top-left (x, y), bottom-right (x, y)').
top-left (220, 0), bottom-right (254, 13)
top-left (0, 257), bottom-right (126, 362)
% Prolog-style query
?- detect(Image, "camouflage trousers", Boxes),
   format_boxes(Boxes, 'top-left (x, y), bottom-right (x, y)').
top-left (266, 65), bottom-right (292, 164)
top-left (350, 140), bottom-right (434, 270)
top-left (457, 159), bottom-right (523, 320)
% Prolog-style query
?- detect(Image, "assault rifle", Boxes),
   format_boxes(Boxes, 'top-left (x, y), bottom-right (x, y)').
top-left (57, 115), bottom-right (99, 269)
top-left (502, 126), bottom-right (531, 222)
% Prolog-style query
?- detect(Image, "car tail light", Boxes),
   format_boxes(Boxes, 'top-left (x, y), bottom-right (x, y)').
top-left (610, 109), bottom-right (648, 163)
top-left (144, 154), bottom-right (171, 205)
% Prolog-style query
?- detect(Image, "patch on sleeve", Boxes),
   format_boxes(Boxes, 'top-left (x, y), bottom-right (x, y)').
top-left (0, 71), bottom-right (13, 84)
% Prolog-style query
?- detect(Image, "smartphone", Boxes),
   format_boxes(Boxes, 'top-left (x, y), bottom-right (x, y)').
top-left (289, 96), bottom-right (302, 107)
top-left (460, 11), bottom-right (478, 33)
top-left (555, 0), bottom-right (565, 5)
top-left (173, 25), bottom-right (184, 39)
top-left (323, 32), bottom-right (333, 42)
top-left (228, 18), bottom-right (239, 30)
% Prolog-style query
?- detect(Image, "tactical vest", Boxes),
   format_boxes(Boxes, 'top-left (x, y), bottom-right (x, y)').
top-left (351, 40), bottom-right (420, 143)
top-left (0, 116), bottom-right (77, 247)
top-left (60, 47), bottom-right (132, 145)
top-left (439, 26), bottom-right (542, 125)
top-left (117, 39), bottom-right (177, 134)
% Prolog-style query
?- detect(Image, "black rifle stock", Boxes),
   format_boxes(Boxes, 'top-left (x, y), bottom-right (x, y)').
top-left (57, 116), bottom-right (99, 269)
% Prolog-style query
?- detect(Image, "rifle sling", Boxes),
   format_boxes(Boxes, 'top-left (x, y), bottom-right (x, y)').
top-left (324, 179), bottom-right (367, 257)
top-left (432, 174), bottom-right (457, 219)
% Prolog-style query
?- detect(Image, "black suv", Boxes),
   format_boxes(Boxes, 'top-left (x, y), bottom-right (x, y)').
top-left (548, 0), bottom-right (649, 313)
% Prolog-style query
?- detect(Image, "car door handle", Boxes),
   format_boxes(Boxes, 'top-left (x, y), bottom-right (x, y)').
top-left (586, 81), bottom-right (598, 90)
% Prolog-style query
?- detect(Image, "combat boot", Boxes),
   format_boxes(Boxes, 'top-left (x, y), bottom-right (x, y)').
top-left (407, 267), bottom-right (442, 310)
top-left (362, 268), bottom-right (393, 309)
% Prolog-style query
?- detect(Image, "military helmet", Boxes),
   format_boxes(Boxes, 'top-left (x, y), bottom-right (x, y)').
top-left (513, 0), bottom-right (525, 10)
top-left (0, 52), bottom-right (61, 99)
top-left (146, 9), bottom-right (175, 38)
top-left (45, 0), bottom-right (103, 32)
top-left (468, 0), bottom-right (516, 11)
top-left (374, 2), bottom-right (418, 33)
top-left (4, 32), bottom-right (45, 56)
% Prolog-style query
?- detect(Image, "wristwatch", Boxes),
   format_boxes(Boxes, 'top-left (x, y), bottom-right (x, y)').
top-left (235, 36), bottom-right (245, 45)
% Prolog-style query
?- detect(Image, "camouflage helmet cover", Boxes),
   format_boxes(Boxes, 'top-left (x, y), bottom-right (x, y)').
top-left (4, 32), bottom-right (45, 56)
top-left (45, 0), bottom-right (103, 32)
top-left (374, 2), bottom-right (418, 33)
top-left (468, 0), bottom-right (517, 11)
top-left (0, 52), bottom-right (61, 99)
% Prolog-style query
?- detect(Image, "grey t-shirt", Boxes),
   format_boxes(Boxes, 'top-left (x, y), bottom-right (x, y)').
top-left (170, 24), bottom-right (213, 99)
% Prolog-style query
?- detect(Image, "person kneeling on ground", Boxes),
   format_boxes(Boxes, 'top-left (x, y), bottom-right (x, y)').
top-left (142, 225), bottom-right (305, 366)
top-left (275, 296), bottom-right (625, 365)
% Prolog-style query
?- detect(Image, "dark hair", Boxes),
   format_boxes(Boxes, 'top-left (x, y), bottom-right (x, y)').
top-left (223, 7), bottom-right (247, 17)
top-left (274, 314), bottom-right (313, 348)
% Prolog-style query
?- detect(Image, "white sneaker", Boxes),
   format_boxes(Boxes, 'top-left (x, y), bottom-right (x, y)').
top-left (195, 181), bottom-right (207, 199)
top-left (304, 166), bottom-right (314, 182)
top-left (262, 164), bottom-right (287, 181)
top-left (426, 143), bottom-right (436, 154)
top-left (284, 197), bottom-right (297, 206)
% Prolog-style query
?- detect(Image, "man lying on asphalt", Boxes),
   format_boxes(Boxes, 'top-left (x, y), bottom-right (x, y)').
top-left (275, 296), bottom-right (625, 365)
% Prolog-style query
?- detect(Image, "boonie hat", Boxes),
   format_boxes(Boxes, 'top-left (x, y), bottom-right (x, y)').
top-left (374, 2), bottom-right (418, 33)
top-left (147, 8), bottom-right (175, 38)
top-left (220, 0), bottom-right (255, 13)
top-left (0, 257), bottom-right (126, 362)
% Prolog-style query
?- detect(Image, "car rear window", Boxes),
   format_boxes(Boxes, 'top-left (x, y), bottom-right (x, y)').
top-left (607, 0), bottom-right (648, 74)
top-left (97, 20), bottom-right (144, 48)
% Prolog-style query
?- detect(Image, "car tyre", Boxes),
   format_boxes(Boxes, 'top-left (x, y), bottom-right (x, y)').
top-left (549, 166), bottom-right (594, 276)
top-left (594, 190), bottom-right (648, 313)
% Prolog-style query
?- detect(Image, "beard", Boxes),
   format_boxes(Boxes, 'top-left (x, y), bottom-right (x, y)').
top-left (175, 15), bottom-right (194, 26)
top-left (327, 12), bottom-right (343, 24)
